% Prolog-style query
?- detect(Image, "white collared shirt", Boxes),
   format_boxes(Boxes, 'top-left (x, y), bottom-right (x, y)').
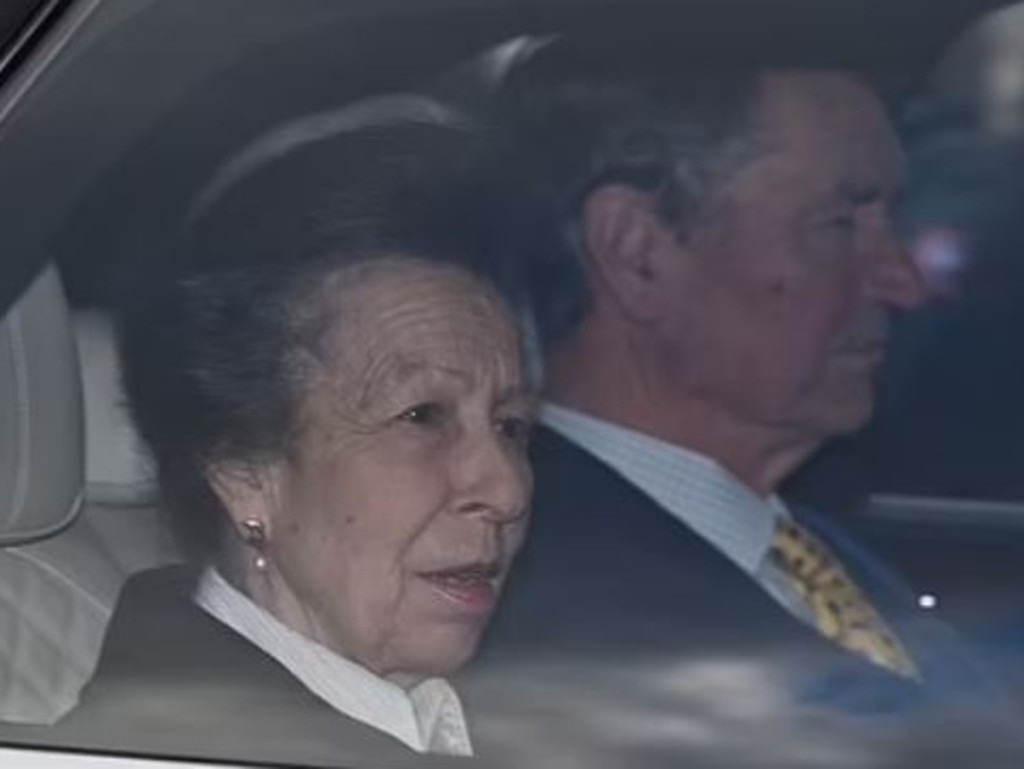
top-left (542, 404), bottom-right (815, 625)
top-left (194, 569), bottom-right (473, 756)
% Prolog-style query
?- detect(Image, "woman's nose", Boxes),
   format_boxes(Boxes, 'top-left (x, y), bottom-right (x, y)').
top-left (451, 432), bottom-right (531, 524)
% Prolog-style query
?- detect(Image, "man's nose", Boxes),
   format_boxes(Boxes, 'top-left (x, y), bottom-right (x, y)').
top-left (451, 432), bottom-right (531, 525)
top-left (864, 227), bottom-right (927, 311)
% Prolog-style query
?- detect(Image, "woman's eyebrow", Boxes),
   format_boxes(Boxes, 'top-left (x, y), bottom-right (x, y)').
top-left (354, 357), bottom-right (432, 411)
top-left (363, 358), bottom-right (470, 397)
top-left (496, 384), bottom-right (539, 410)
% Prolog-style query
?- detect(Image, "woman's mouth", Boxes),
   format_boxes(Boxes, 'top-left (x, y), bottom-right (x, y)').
top-left (419, 563), bottom-right (500, 615)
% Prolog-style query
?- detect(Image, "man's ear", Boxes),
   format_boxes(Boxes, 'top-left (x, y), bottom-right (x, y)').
top-left (581, 184), bottom-right (683, 322)
top-left (207, 459), bottom-right (284, 538)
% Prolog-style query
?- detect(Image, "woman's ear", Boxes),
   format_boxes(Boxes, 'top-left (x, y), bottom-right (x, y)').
top-left (581, 184), bottom-right (687, 324)
top-left (207, 460), bottom-right (284, 539)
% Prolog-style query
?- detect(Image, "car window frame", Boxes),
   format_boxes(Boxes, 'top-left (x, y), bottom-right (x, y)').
top-left (0, 0), bottom-right (101, 315)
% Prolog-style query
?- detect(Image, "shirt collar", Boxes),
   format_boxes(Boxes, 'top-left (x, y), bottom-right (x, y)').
top-left (193, 568), bottom-right (472, 756)
top-left (542, 403), bottom-right (785, 573)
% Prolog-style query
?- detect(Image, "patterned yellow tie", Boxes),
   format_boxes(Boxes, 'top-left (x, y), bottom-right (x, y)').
top-left (770, 518), bottom-right (920, 680)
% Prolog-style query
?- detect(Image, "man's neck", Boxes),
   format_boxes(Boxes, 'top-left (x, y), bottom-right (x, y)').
top-left (545, 337), bottom-right (819, 497)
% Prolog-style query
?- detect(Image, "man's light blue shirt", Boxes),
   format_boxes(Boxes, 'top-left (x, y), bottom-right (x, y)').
top-left (542, 403), bottom-right (815, 626)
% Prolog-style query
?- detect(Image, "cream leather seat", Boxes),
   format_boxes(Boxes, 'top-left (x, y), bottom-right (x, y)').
top-left (73, 310), bottom-right (178, 580)
top-left (0, 268), bottom-right (177, 725)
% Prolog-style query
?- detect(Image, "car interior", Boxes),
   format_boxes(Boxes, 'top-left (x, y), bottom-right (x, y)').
top-left (0, 0), bottom-right (1022, 753)
top-left (0, 0), bottom-right (552, 726)
top-left (0, 266), bottom-right (177, 723)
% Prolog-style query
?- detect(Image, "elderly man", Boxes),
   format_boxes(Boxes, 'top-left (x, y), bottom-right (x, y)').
top-left (467, 42), bottom-right (1022, 760)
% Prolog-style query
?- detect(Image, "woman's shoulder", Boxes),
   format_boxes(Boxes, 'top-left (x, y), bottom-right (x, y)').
top-left (81, 565), bottom-right (211, 684)
top-left (50, 565), bottom-right (420, 765)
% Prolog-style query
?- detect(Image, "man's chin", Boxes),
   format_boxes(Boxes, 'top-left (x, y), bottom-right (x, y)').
top-left (820, 392), bottom-right (875, 435)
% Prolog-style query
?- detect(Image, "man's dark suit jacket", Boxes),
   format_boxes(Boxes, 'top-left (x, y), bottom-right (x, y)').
top-left (13, 566), bottom-right (468, 769)
top-left (466, 426), bottom-right (1023, 762)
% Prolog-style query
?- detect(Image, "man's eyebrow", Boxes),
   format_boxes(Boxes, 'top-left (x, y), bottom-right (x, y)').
top-left (836, 180), bottom-right (885, 205)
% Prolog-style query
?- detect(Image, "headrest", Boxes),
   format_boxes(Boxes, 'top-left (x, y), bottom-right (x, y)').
top-left (73, 310), bottom-right (156, 505)
top-left (0, 267), bottom-right (84, 546)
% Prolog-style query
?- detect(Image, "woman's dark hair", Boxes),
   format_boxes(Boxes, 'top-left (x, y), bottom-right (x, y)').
top-left (118, 113), bottom-right (530, 562)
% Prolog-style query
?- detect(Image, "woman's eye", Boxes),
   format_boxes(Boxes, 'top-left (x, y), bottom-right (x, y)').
top-left (398, 403), bottom-right (444, 426)
top-left (496, 416), bottom-right (533, 447)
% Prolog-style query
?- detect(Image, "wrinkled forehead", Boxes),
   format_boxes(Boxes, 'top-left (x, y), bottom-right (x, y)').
top-left (316, 257), bottom-right (522, 374)
top-left (752, 70), bottom-right (905, 186)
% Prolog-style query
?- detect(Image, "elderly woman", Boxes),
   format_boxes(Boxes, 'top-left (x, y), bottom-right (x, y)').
top-left (53, 114), bottom-right (535, 766)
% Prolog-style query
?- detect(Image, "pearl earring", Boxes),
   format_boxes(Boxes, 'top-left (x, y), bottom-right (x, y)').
top-left (240, 518), bottom-right (269, 572)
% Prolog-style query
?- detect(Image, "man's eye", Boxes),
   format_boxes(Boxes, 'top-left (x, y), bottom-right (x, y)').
top-left (828, 214), bottom-right (857, 231)
top-left (398, 403), bottom-right (444, 426)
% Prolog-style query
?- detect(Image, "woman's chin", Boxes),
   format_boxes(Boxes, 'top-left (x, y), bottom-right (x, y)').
top-left (392, 622), bottom-right (488, 679)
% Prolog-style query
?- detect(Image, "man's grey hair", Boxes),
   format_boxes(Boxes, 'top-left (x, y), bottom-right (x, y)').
top-left (499, 42), bottom-right (768, 349)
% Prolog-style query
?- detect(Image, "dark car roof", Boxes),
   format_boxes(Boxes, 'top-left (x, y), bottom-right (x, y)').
top-left (0, 0), bottom-right (1012, 312)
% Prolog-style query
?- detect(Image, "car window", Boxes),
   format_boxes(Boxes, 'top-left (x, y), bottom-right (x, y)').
top-left (0, 0), bottom-right (53, 67)
top-left (0, 1), bottom-right (1023, 768)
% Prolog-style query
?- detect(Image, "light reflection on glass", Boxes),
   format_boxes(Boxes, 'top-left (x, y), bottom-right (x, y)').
top-left (909, 227), bottom-right (971, 300)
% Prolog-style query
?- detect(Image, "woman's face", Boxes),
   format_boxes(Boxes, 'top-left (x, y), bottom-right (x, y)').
top-left (220, 259), bottom-right (534, 683)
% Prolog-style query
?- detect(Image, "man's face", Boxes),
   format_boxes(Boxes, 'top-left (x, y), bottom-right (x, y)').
top-left (656, 72), bottom-right (924, 444)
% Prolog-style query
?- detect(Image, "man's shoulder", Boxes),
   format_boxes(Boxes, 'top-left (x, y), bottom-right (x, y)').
top-left (486, 426), bottom-right (771, 653)
top-left (531, 424), bottom-right (669, 509)
top-left (528, 424), bottom-right (694, 550)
